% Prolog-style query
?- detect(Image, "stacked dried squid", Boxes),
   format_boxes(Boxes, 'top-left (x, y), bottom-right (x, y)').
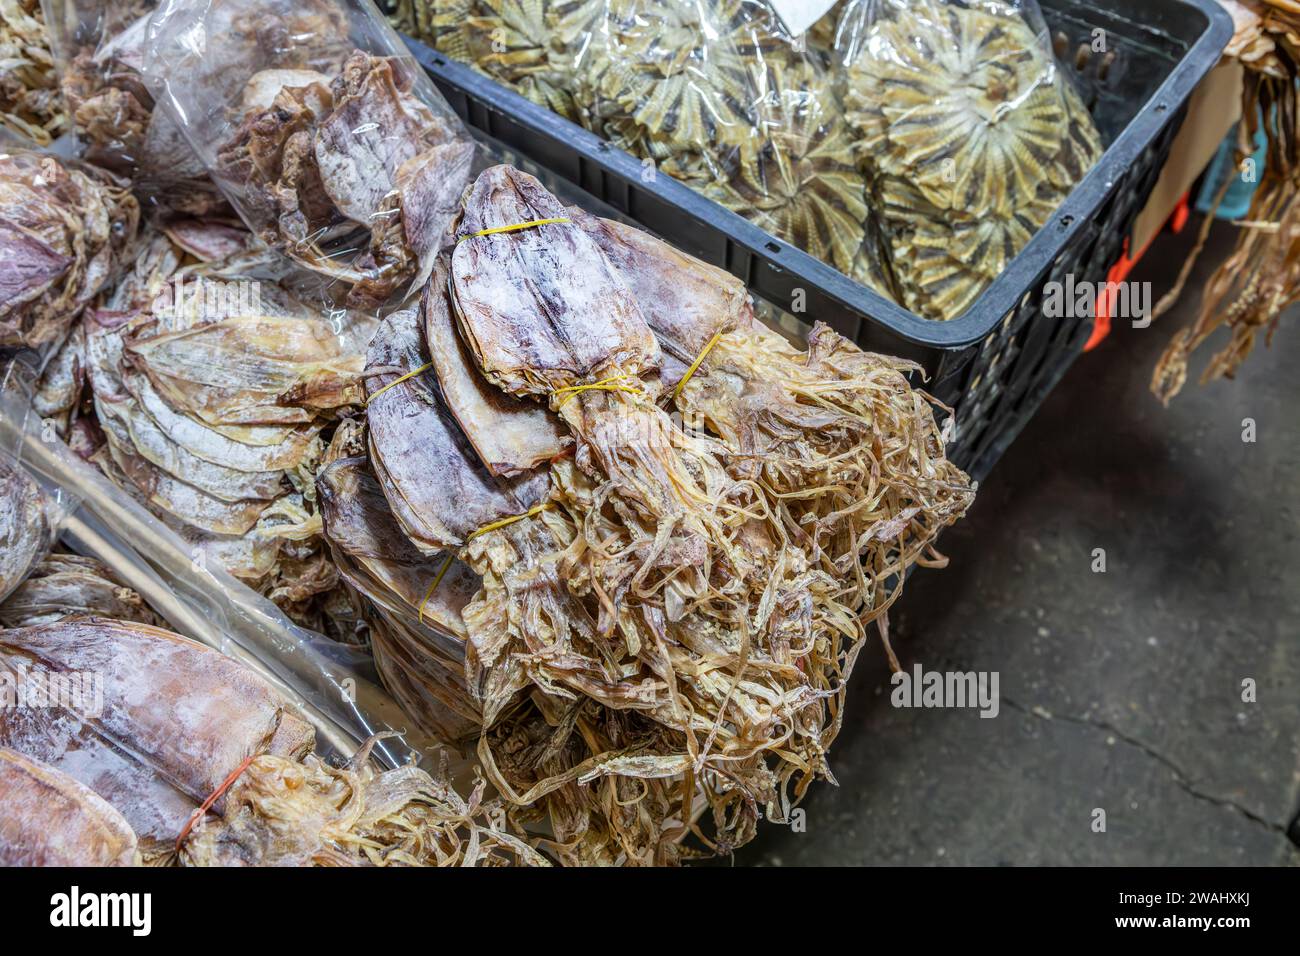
top-left (52, 220), bottom-right (368, 638)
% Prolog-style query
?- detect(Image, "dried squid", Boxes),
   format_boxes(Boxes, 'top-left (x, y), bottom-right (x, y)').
top-left (50, 0), bottom-right (220, 212)
top-left (214, 48), bottom-right (474, 307)
top-left (0, 747), bottom-right (140, 866)
top-left (0, 0), bottom-right (65, 145)
top-left (444, 166), bottom-right (878, 838)
top-left (317, 449), bottom-right (484, 743)
top-left (0, 150), bottom-right (139, 349)
top-left (361, 293), bottom-right (744, 862)
top-left (573, 211), bottom-right (974, 624)
top-left (0, 618), bottom-right (545, 866)
top-left (0, 551), bottom-right (166, 628)
top-left (841, 0), bottom-right (1103, 319)
top-left (78, 226), bottom-right (364, 634)
top-left (0, 452), bottom-right (51, 603)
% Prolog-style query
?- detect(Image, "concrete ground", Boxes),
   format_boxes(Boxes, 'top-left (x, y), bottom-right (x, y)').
top-left (735, 221), bottom-right (1300, 867)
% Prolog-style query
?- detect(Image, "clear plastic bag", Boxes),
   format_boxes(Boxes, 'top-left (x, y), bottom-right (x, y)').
top-left (0, 374), bottom-right (434, 769)
top-left (835, 0), bottom-right (1104, 319)
top-left (40, 0), bottom-right (226, 213)
top-left (400, 0), bottom-right (892, 295)
top-left (0, 145), bottom-right (140, 354)
top-left (700, 0), bottom-right (885, 291)
top-left (145, 0), bottom-right (476, 310)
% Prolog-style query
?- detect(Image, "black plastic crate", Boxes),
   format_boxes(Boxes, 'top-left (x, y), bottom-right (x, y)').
top-left (404, 0), bottom-right (1231, 480)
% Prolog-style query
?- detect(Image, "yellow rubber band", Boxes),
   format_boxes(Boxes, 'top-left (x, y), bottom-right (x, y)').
top-left (552, 374), bottom-right (644, 408)
top-left (418, 554), bottom-right (455, 626)
top-left (468, 500), bottom-right (553, 539)
top-left (671, 330), bottom-right (723, 403)
top-left (365, 361), bottom-right (434, 406)
top-left (417, 501), bottom-right (554, 621)
top-left (457, 217), bottom-right (571, 243)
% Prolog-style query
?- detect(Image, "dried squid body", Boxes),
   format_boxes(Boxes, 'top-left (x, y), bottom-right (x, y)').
top-left (317, 453), bottom-right (484, 743)
top-left (449, 165), bottom-right (802, 631)
top-left (0, 618), bottom-right (315, 862)
top-left (0, 747), bottom-right (141, 866)
top-left (839, 0), bottom-right (1103, 319)
top-left (0, 452), bottom-right (52, 604)
top-left (363, 304), bottom-right (600, 726)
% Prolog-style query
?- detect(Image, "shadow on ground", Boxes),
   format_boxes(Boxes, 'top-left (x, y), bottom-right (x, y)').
top-left (733, 221), bottom-right (1300, 867)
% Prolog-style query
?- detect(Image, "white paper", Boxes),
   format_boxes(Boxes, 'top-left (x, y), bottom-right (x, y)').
top-left (768, 0), bottom-right (838, 37)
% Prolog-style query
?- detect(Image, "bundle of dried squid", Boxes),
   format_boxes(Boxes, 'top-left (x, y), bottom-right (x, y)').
top-left (351, 164), bottom-right (972, 863)
top-left (572, 211), bottom-right (974, 625)
top-left (0, 0), bottom-right (65, 145)
top-left (146, 0), bottom-right (475, 309)
top-left (0, 618), bottom-right (546, 866)
top-left (0, 149), bottom-right (139, 350)
top-left (839, 0), bottom-right (1103, 319)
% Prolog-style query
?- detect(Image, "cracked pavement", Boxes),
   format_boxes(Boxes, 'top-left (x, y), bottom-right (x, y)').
top-left (733, 222), bottom-right (1300, 867)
